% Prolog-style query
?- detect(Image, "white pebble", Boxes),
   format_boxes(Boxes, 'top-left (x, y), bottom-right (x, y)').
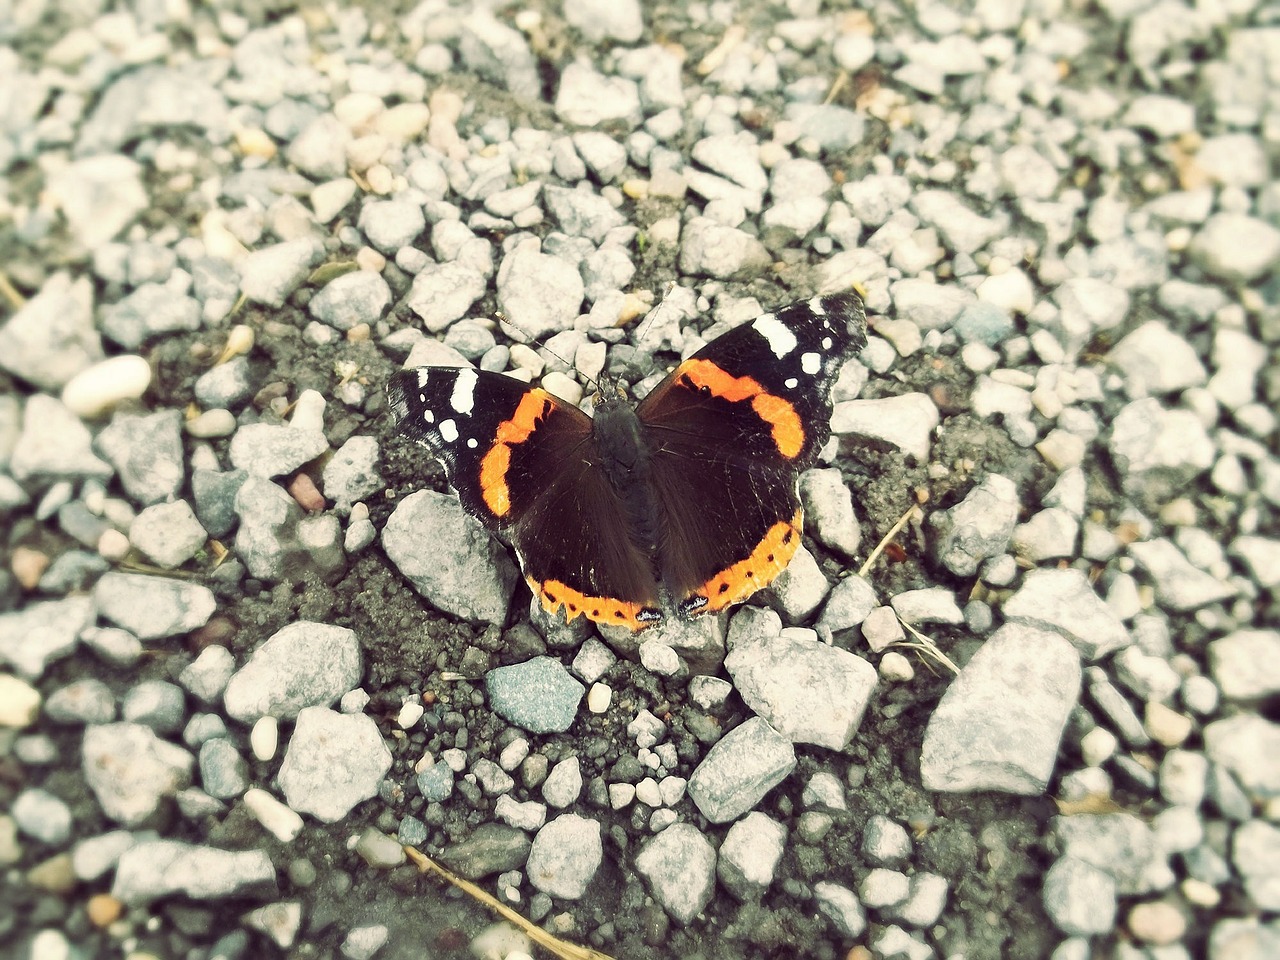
top-left (243, 787), bottom-right (304, 842)
top-left (397, 700), bottom-right (425, 729)
top-left (587, 683), bottom-right (612, 713)
top-left (251, 716), bottom-right (279, 762)
top-left (61, 355), bottom-right (152, 417)
top-left (879, 651), bottom-right (915, 682)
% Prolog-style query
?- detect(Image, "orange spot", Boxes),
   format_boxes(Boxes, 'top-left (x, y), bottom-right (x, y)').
top-left (528, 576), bottom-right (661, 632)
top-left (687, 509), bottom-right (804, 613)
top-left (680, 359), bottom-right (804, 459)
top-left (479, 391), bottom-right (552, 516)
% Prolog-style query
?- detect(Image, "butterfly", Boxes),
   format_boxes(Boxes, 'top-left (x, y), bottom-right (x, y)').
top-left (386, 291), bottom-right (867, 631)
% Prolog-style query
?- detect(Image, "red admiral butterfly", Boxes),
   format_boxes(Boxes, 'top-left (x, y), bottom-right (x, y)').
top-left (387, 291), bottom-right (867, 631)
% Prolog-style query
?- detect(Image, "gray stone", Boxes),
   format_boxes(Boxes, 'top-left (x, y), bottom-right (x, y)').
top-left (921, 624), bottom-right (1081, 795)
top-left (634, 822), bottom-right (716, 924)
top-left (860, 867), bottom-right (910, 909)
top-left (890, 587), bottom-right (965, 626)
top-left (862, 815), bottom-right (912, 866)
top-left (832, 394), bottom-right (939, 461)
top-left (495, 243), bottom-right (585, 340)
top-left (278, 707), bottom-right (392, 822)
top-left (194, 358), bottom-right (253, 410)
top-left (526, 814), bottom-right (602, 899)
top-left (783, 103), bottom-right (865, 152)
top-left (0, 595), bottom-right (93, 679)
top-left (0, 273), bottom-right (101, 390)
top-left (485, 657), bottom-right (584, 734)
top-left (438, 823), bottom-right (531, 880)
top-left (799, 468), bottom-right (860, 556)
top-left (83, 723), bottom-right (193, 826)
top-left (358, 201), bottom-right (426, 255)
top-left (1189, 213), bottom-right (1280, 284)
top-left (1003, 568), bottom-right (1131, 660)
top-left (179, 645), bottom-right (237, 704)
top-left (285, 113), bottom-right (351, 180)
top-left (678, 216), bottom-right (771, 280)
top-left (555, 62), bottom-right (640, 126)
top-left (1210, 630), bottom-right (1280, 700)
top-left (457, 10), bottom-right (539, 100)
top-left (816, 574), bottom-right (879, 634)
top-left (542, 185), bottom-right (627, 244)
top-left (1054, 813), bottom-right (1174, 895)
top-left (101, 284), bottom-right (201, 348)
top-left (10, 395), bottom-right (112, 483)
top-left (1012, 507), bottom-right (1079, 563)
top-left (223, 621), bottom-right (362, 723)
top-left (322, 436), bottom-right (383, 514)
top-left (93, 572), bottom-right (216, 640)
top-left (1204, 715), bottom-right (1280, 798)
top-left (542, 757), bottom-right (583, 808)
top-left (112, 839), bottom-right (276, 905)
top-left (1129, 538), bottom-right (1237, 612)
top-left (1234, 820), bottom-right (1280, 911)
top-left (46, 156), bottom-right (149, 252)
top-left (1043, 856), bottom-right (1117, 936)
top-left (564, 0), bottom-right (643, 42)
top-left (44, 678), bottom-right (116, 725)
top-left (725, 615), bottom-right (876, 750)
top-left (910, 190), bottom-right (1004, 255)
top-left (121, 680), bottom-right (187, 733)
top-left (814, 881), bottom-right (866, 938)
top-left (78, 65), bottom-right (229, 155)
top-left (687, 716), bottom-right (796, 823)
top-left (94, 409), bottom-right (184, 505)
top-left (406, 261), bottom-right (487, 333)
top-left (199, 738), bottom-right (249, 799)
top-left (229, 422), bottom-right (329, 479)
top-left (12, 788), bottom-right (74, 845)
top-left (1109, 321), bottom-right (1207, 397)
top-left (240, 239), bottom-right (322, 307)
top-left (717, 812), bottom-right (786, 901)
top-left (130, 499), bottom-right (207, 568)
top-left (71, 831), bottom-right (137, 882)
top-left (1231, 536), bottom-right (1280, 590)
top-left (383, 489), bottom-right (518, 625)
top-left (309, 271), bottom-right (392, 330)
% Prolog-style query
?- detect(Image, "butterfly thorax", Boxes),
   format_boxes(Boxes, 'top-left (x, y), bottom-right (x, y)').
top-left (591, 394), bottom-right (662, 558)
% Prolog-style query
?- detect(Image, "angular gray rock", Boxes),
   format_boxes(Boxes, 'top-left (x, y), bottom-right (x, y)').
top-left (278, 707), bottom-right (392, 823)
top-left (83, 723), bottom-right (193, 826)
top-left (634, 823), bottom-right (716, 924)
top-left (717, 812), bottom-right (787, 901)
top-left (928, 474), bottom-right (1019, 577)
top-left (526, 814), bottom-right (602, 900)
top-left (687, 716), bottom-right (797, 823)
top-left (1003, 568), bottom-right (1131, 660)
top-left (222, 621), bottom-right (362, 723)
top-left (0, 595), bottom-right (94, 679)
top-left (93, 572), bottom-right (216, 641)
top-left (725, 615), bottom-right (876, 750)
top-left (921, 624), bottom-right (1081, 795)
top-left (382, 489), bottom-right (518, 625)
top-left (485, 657), bottom-right (584, 734)
top-left (112, 839), bottom-right (276, 906)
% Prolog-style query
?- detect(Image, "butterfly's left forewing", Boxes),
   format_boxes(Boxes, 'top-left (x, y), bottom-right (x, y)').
top-left (387, 366), bottom-right (663, 630)
top-left (637, 292), bottom-right (868, 615)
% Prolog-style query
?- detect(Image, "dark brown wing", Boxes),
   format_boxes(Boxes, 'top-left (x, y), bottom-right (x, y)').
top-left (635, 292), bottom-right (867, 616)
top-left (387, 367), bottom-right (661, 630)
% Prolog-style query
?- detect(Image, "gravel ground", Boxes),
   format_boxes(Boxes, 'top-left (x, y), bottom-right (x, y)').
top-left (2, 1), bottom-right (1279, 959)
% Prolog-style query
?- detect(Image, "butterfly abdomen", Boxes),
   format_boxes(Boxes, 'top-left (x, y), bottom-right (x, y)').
top-left (592, 397), bottom-right (663, 560)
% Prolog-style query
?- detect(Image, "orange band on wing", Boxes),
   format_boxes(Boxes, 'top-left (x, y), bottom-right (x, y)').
top-left (528, 576), bottom-right (662, 632)
top-left (687, 509), bottom-right (804, 614)
top-left (679, 360), bottom-right (805, 459)
top-left (479, 390), bottom-right (553, 517)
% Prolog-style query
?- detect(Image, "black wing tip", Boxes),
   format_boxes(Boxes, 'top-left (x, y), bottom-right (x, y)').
top-left (385, 368), bottom-right (421, 428)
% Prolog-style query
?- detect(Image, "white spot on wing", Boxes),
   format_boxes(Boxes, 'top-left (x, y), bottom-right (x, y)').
top-left (422, 409), bottom-right (434, 424)
top-left (439, 418), bottom-right (458, 443)
top-left (752, 312), bottom-right (797, 358)
top-left (808, 296), bottom-right (827, 316)
top-left (785, 377), bottom-right (798, 389)
top-left (801, 352), bottom-right (821, 375)
top-left (416, 369), bottom-right (431, 387)
top-left (450, 368), bottom-right (478, 416)
top-left (466, 438), bottom-right (477, 449)
top-left (821, 337), bottom-right (833, 350)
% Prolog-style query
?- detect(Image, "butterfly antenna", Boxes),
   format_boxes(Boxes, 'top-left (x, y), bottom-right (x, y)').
top-left (632, 281), bottom-right (678, 346)
top-left (495, 310), bottom-right (603, 397)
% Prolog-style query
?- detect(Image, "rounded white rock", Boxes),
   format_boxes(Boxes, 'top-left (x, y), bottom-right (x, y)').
top-left (587, 682), bottom-right (612, 713)
top-left (251, 715), bottom-right (279, 762)
top-left (60, 355), bottom-right (151, 417)
top-left (243, 786), bottom-right (304, 842)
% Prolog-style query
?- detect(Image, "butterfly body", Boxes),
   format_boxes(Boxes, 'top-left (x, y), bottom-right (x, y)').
top-left (387, 292), bottom-right (867, 631)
